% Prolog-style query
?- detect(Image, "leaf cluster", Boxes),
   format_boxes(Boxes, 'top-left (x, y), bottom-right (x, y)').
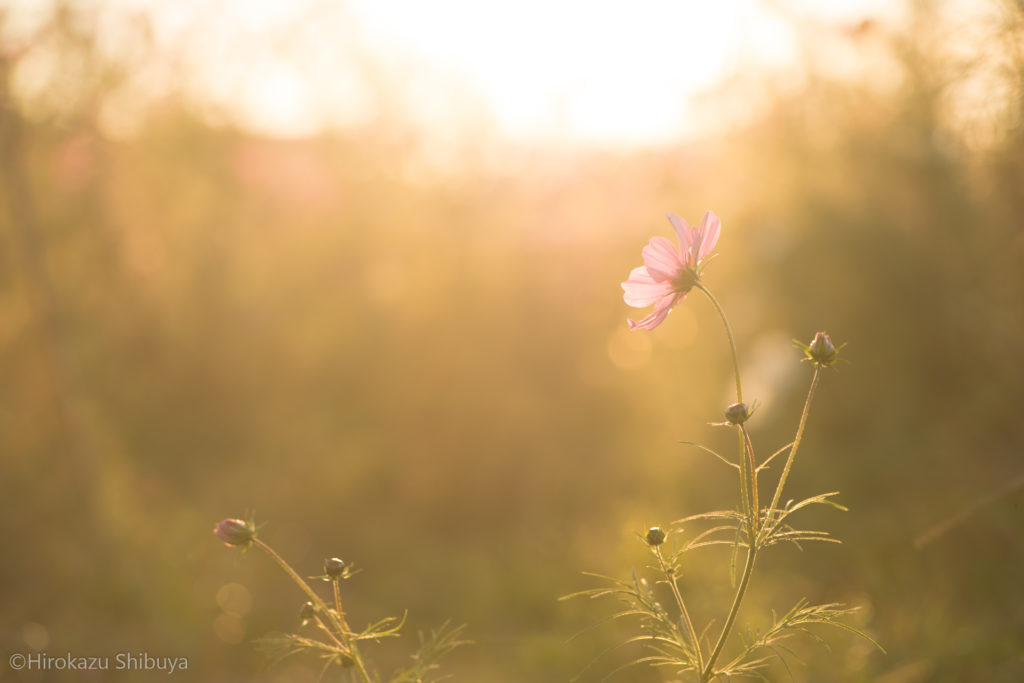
top-left (569, 433), bottom-right (881, 681)
top-left (258, 610), bottom-right (468, 683)
top-left (564, 568), bottom-right (701, 680)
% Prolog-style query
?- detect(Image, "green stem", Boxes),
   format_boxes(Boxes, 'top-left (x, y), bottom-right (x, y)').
top-left (253, 539), bottom-right (374, 683)
top-left (253, 539), bottom-right (336, 625)
top-left (703, 429), bottom-right (760, 681)
top-left (333, 579), bottom-right (352, 633)
top-left (704, 368), bottom-right (823, 680)
top-left (696, 284), bottom-right (742, 404)
top-left (764, 366), bottom-right (822, 529)
top-left (654, 547), bottom-right (704, 674)
top-left (736, 427), bottom-right (752, 529)
top-left (741, 426), bottom-right (759, 534)
top-left (694, 282), bottom-right (755, 681)
top-left (702, 544), bottom-right (756, 681)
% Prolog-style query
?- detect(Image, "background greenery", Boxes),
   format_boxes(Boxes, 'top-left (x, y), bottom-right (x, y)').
top-left (2, 1), bottom-right (1023, 681)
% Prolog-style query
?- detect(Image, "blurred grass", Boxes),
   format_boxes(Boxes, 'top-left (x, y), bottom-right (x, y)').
top-left (2, 1), bottom-right (1024, 681)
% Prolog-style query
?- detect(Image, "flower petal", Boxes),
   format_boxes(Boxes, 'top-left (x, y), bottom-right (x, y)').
top-left (666, 213), bottom-right (692, 258)
top-left (641, 236), bottom-right (682, 281)
top-left (627, 292), bottom-right (681, 330)
top-left (622, 267), bottom-right (674, 307)
top-left (693, 210), bottom-right (721, 263)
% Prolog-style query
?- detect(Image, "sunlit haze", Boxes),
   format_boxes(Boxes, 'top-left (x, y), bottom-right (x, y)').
top-left (4, 0), bottom-right (1024, 681)
top-left (344, 0), bottom-right (789, 144)
top-left (5, 0), bottom-right (909, 144)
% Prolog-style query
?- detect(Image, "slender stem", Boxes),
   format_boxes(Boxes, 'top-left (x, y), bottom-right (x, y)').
top-left (654, 547), bottom-right (704, 674)
top-left (704, 367), bottom-right (825, 680)
top-left (702, 544), bottom-right (756, 681)
top-left (253, 539), bottom-right (374, 683)
top-left (694, 282), bottom-right (754, 681)
top-left (253, 539), bottom-right (335, 623)
top-left (314, 612), bottom-right (349, 652)
top-left (696, 284), bottom-right (742, 404)
top-left (740, 426), bottom-right (759, 534)
top-left (333, 579), bottom-right (351, 632)
top-left (703, 429), bottom-right (760, 681)
top-left (764, 366), bottom-right (822, 525)
top-left (735, 428), bottom-right (751, 527)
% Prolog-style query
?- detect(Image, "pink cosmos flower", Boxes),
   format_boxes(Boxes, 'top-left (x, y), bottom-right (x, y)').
top-left (621, 211), bottom-right (721, 330)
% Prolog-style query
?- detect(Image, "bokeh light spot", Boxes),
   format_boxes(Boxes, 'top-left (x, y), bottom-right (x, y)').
top-left (607, 325), bottom-right (652, 370)
top-left (216, 582), bottom-right (253, 617)
top-left (22, 622), bottom-right (49, 651)
top-left (212, 613), bottom-right (246, 644)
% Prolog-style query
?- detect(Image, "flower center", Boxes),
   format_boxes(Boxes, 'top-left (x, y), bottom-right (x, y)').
top-left (672, 267), bottom-right (699, 293)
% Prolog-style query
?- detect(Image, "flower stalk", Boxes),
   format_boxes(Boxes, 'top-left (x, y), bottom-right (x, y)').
top-left (594, 211), bottom-right (871, 681)
top-left (696, 283), bottom-right (742, 405)
top-left (764, 365), bottom-right (822, 530)
top-left (702, 542), bottom-right (756, 681)
top-left (654, 545), bottom-right (705, 674)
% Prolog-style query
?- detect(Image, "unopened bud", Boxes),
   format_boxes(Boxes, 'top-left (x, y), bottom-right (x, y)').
top-left (724, 402), bottom-right (750, 425)
top-left (807, 332), bottom-right (838, 366)
top-left (213, 518), bottom-right (255, 547)
top-left (324, 557), bottom-right (346, 579)
top-left (645, 526), bottom-right (667, 546)
top-left (299, 601), bottom-right (316, 622)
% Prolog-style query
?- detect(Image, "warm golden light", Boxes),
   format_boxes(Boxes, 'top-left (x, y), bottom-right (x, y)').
top-left (4, 1), bottom-right (1023, 681)
top-left (346, 0), bottom-right (774, 144)
top-left (1, 0), bottom-right (915, 144)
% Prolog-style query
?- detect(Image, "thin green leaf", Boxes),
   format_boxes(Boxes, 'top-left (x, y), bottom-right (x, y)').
top-left (679, 440), bottom-right (739, 469)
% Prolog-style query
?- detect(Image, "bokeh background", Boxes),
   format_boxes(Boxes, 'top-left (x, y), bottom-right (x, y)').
top-left (2, 0), bottom-right (1023, 681)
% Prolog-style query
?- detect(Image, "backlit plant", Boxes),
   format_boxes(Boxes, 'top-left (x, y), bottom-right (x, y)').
top-left (567, 211), bottom-right (881, 681)
top-left (213, 517), bottom-right (466, 682)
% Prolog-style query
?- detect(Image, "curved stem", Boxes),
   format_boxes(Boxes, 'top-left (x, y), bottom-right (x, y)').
top-left (654, 547), bottom-right (704, 674)
top-left (701, 544), bottom-right (756, 681)
top-left (696, 284), bottom-right (742, 404)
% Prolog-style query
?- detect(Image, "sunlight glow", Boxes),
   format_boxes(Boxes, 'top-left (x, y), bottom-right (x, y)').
top-left (95, 0), bottom-right (820, 143)
top-left (7, 0), bottom-right (911, 144)
top-left (345, 0), bottom-right (791, 144)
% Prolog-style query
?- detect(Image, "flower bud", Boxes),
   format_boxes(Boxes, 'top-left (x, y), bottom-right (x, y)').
top-left (807, 332), bottom-right (838, 366)
top-left (724, 402), bottom-right (750, 425)
top-left (299, 601), bottom-right (316, 622)
top-left (324, 557), bottom-right (346, 579)
top-left (213, 518), bottom-right (255, 547)
top-left (645, 526), bottom-right (666, 547)
top-left (796, 331), bottom-right (843, 367)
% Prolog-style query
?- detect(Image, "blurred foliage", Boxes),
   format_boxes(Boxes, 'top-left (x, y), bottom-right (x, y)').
top-left (2, 1), bottom-right (1024, 681)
